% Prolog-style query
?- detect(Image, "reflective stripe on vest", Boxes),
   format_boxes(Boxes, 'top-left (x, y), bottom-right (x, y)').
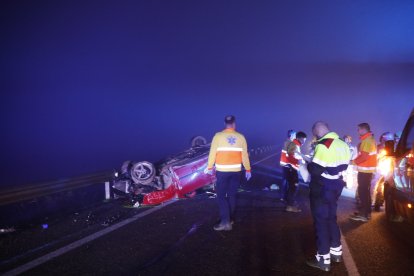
top-left (217, 147), bottom-right (243, 152)
top-left (313, 158), bottom-right (349, 168)
top-left (357, 166), bottom-right (377, 172)
top-left (215, 164), bottom-right (242, 169)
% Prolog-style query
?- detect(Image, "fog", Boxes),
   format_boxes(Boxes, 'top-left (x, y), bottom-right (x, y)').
top-left (1, 1), bottom-right (413, 186)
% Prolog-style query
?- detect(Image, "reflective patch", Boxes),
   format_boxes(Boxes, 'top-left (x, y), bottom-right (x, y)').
top-left (321, 173), bottom-right (341, 180)
top-left (217, 147), bottom-right (243, 152)
top-left (330, 245), bottom-right (342, 256)
top-left (227, 136), bottom-right (237, 145)
top-left (357, 166), bottom-right (377, 171)
top-left (216, 164), bottom-right (242, 169)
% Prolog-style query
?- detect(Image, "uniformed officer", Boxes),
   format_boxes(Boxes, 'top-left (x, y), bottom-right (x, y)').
top-left (279, 129), bottom-right (296, 203)
top-left (284, 131), bottom-right (307, 212)
top-left (350, 123), bottom-right (377, 222)
top-left (306, 122), bottom-right (351, 272)
top-left (205, 115), bottom-right (251, 231)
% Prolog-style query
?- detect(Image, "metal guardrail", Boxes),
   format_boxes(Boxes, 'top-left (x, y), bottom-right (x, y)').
top-left (0, 145), bottom-right (279, 207)
top-left (0, 171), bottom-right (113, 206)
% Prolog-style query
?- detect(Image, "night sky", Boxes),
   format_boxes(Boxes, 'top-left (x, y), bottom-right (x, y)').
top-left (1, 1), bottom-right (414, 186)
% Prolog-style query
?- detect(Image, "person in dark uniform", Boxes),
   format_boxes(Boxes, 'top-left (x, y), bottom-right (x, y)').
top-left (306, 122), bottom-right (351, 272)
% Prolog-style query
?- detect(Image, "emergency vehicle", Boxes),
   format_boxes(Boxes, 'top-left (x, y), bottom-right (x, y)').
top-left (384, 108), bottom-right (414, 224)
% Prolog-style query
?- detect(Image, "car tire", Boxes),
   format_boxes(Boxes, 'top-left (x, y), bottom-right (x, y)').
top-left (191, 136), bottom-right (207, 147)
top-left (385, 189), bottom-right (397, 222)
top-left (130, 161), bottom-right (156, 185)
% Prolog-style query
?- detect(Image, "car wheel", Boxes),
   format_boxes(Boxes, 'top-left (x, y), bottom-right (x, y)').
top-left (385, 190), bottom-right (397, 222)
top-left (130, 161), bottom-right (156, 185)
top-left (374, 190), bottom-right (384, 212)
top-left (191, 136), bottom-right (207, 147)
top-left (375, 177), bottom-right (385, 207)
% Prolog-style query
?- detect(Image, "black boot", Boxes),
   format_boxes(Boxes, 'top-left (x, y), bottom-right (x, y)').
top-left (306, 256), bottom-right (330, 272)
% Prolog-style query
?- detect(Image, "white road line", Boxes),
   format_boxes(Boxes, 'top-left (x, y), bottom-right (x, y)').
top-left (252, 152), bottom-right (280, 166)
top-left (341, 235), bottom-right (360, 276)
top-left (4, 200), bottom-right (177, 276)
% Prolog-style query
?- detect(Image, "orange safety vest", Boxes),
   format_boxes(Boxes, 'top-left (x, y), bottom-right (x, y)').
top-left (281, 139), bottom-right (302, 171)
top-left (356, 132), bottom-right (377, 173)
top-left (279, 139), bottom-right (290, 167)
top-left (207, 128), bottom-right (251, 172)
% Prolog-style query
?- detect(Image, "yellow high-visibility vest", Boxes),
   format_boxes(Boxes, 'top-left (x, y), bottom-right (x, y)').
top-left (207, 128), bottom-right (251, 172)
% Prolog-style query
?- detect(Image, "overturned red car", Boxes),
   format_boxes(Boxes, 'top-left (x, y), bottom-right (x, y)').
top-left (111, 136), bottom-right (216, 206)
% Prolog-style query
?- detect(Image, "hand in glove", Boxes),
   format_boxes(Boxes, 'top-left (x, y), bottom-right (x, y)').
top-left (245, 171), bottom-right (252, 181)
top-left (204, 167), bottom-right (213, 175)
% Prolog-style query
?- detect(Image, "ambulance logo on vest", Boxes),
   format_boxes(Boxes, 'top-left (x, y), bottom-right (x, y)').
top-left (227, 136), bottom-right (237, 145)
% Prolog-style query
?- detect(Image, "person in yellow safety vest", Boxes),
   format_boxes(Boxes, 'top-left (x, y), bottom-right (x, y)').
top-left (204, 115), bottom-right (251, 231)
top-left (284, 131), bottom-right (307, 212)
top-left (349, 122), bottom-right (377, 222)
top-left (306, 122), bottom-right (351, 272)
top-left (279, 130), bottom-right (296, 203)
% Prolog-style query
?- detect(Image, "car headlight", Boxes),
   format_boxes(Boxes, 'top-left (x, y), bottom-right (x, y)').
top-left (378, 157), bottom-right (392, 177)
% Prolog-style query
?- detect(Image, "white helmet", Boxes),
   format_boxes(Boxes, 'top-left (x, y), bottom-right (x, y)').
top-left (287, 129), bottom-right (296, 141)
top-left (380, 132), bottom-right (394, 143)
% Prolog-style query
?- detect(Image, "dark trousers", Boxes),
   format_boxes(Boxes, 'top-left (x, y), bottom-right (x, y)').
top-left (310, 179), bottom-right (344, 255)
top-left (215, 171), bottom-right (241, 225)
top-left (285, 166), bottom-right (299, 206)
top-left (357, 172), bottom-right (373, 217)
top-left (281, 166), bottom-right (290, 201)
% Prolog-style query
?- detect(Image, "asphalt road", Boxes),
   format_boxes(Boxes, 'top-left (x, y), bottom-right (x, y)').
top-left (1, 153), bottom-right (414, 275)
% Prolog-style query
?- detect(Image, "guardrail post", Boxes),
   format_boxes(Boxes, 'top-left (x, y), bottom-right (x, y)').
top-left (105, 181), bottom-right (111, 200)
